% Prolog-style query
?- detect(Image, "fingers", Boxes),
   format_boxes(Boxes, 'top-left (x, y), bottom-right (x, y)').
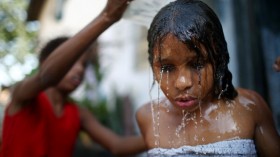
top-left (103, 0), bottom-right (133, 22)
top-left (273, 56), bottom-right (280, 72)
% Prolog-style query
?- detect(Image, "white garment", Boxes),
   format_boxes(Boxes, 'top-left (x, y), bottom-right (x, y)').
top-left (147, 139), bottom-right (257, 157)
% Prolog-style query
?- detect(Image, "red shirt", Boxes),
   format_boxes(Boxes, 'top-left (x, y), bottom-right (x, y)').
top-left (0, 92), bottom-right (81, 157)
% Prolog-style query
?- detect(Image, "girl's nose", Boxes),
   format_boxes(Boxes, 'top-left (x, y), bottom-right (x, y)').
top-left (175, 68), bottom-right (193, 91)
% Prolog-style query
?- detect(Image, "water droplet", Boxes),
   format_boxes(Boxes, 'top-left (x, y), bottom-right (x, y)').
top-left (218, 84), bottom-right (228, 99)
top-left (194, 135), bottom-right (198, 141)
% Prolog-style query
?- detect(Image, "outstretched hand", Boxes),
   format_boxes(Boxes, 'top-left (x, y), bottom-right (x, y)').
top-left (273, 56), bottom-right (280, 72)
top-left (102, 0), bottom-right (133, 22)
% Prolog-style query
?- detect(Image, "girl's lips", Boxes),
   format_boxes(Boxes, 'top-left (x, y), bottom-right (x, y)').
top-left (175, 96), bottom-right (198, 108)
top-left (71, 76), bottom-right (82, 86)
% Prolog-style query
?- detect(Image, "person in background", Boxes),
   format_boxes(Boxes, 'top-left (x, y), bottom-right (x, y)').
top-left (136, 0), bottom-right (280, 156)
top-left (0, 0), bottom-right (146, 157)
top-left (273, 56), bottom-right (280, 72)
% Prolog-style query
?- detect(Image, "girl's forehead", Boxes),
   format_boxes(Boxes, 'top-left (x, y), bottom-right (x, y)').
top-left (154, 34), bottom-right (208, 59)
top-left (161, 33), bottom-right (182, 44)
top-left (158, 34), bottom-right (186, 50)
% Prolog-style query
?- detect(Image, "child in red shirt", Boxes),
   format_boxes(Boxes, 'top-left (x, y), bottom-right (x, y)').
top-left (0, 0), bottom-right (146, 156)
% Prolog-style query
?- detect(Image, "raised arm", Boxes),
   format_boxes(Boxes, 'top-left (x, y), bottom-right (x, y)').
top-left (10, 0), bottom-right (131, 108)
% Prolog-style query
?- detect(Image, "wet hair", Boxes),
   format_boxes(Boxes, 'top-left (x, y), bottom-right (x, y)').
top-left (148, 0), bottom-right (237, 100)
top-left (39, 36), bottom-right (69, 63)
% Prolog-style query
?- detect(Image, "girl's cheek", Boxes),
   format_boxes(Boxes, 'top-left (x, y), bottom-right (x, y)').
top-left (163, 74), bottom-right (174, 89)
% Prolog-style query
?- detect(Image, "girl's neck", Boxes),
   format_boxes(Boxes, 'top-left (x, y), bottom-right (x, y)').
top-left (45, 88), bottom-right (68, 116)
top-left (45, 88), bottom-right (67, 104)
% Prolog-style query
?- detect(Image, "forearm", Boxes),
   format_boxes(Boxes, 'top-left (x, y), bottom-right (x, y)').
top-left (38, 0), bottom-right (131, 87)
top-left (39, 13), bottom-right (116, 86)
top-left (12, 13), bottom-right (116, 103)
top-left (80, 106), bottom-right (147, 156)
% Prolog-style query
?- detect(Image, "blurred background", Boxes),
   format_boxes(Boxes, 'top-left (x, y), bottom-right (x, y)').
top-left (0, 0), bottom-right (279, 156)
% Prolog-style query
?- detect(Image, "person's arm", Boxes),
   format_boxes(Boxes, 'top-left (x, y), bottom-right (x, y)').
top-left (273, 56), bottom-right (280, 72)
top-left (253, 91), bottom-right (280, 156)
top-left (10, 0), bottom-right (131, 109)
top-left (79, 107), bottom-right (147, 156)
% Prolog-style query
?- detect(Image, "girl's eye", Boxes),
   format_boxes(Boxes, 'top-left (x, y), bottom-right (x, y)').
top-left (191, 61), bottom-right (205, 70)
top-left (161, 64), bottom-right (175, 72)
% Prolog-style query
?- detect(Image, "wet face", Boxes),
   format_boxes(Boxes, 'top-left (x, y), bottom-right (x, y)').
top-left (57, 53), bottom-right (89, 93)
top-left (152, 34), bottom-right (214, 112)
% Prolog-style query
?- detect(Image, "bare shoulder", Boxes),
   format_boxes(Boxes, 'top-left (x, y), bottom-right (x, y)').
top-left (236, 88), bottom-right (268, 109)
top-left (136, 102), bottom-right (152, 124)
top-left (236, 87), bottom-right (262, 99)
top-left (235, 87), bottom-right (273, 124)
top-left (236, 88), bottom-right (280, 155)
top-left (7, 74), bottom-right (44, 114)
top-left (136, 101), bottom-right (154, 140)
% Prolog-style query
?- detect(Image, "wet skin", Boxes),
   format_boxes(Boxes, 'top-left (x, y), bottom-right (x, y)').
top-left (152, 34), bottom-right (214, 113)
top-left (137, 34), bottom-right (280, 156)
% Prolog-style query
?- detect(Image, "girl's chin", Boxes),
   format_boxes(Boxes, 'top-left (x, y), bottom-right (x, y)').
top-left (61, 85), bottom-right (78, 93)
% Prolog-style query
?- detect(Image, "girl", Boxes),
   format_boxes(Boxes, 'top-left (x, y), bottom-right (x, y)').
top-left (136, 0), bottom-right (280, 156)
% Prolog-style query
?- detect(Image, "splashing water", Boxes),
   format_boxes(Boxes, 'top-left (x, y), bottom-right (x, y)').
top-left (149, 62), bottom-right (218, 148)
top-left (215, 81), bottom-right (228, 110)
top-left (174, 110), bottom-right (189, 145)
top-left (165, 70), bottom-right (170, 113)
top-left (175, 110), bottom-right (187, 137)
top-left (166, 70), bottom-right (169, 96)
top-left (218, 84), bottom-right (228, 100)
top-left (197, 70), bottom-right (204, 122)
top-left (151, 69), bottom-right (164, 147)
top-left (149, 69), bottom-right (158, 147)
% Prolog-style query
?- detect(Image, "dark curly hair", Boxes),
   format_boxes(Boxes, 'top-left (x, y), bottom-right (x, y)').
top-left (147, 0), bottom-right (237, 100)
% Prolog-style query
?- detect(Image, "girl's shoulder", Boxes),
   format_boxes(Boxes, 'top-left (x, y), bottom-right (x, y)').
top-left (235, 87), bottom-right (266, 106)
top-left (236, 87), bottom-right (261, 97)
top-left (137, 97), bottom-right (169, 117)
top-left (136, 101), bottom-right (152, 122)
top-left (234, 87), bottom-right (270, 119)
top-left (136, 97), bottom-right (166, 126)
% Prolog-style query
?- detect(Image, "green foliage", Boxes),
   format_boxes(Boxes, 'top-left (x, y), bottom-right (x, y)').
top-left (0, 0), bottom-right (39, 86)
